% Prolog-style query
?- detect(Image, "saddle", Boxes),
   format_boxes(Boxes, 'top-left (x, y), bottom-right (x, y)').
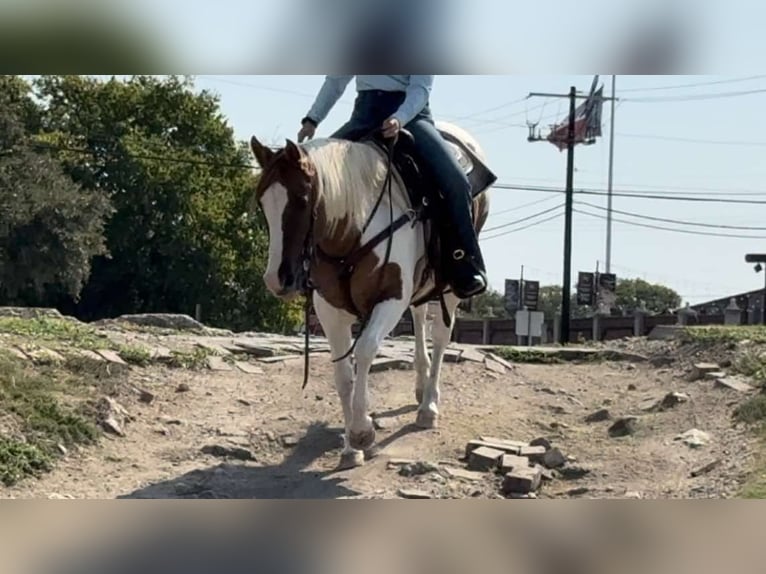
top-left (357, 128), bottom-right (498, 308)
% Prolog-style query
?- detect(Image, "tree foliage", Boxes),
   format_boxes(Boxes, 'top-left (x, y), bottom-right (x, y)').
top-left (0, 76), bottom-right (111, 306)
top-left (0, 75), bottom-right (302, 332)
top-left (615, 278), bottom-right (681, 314)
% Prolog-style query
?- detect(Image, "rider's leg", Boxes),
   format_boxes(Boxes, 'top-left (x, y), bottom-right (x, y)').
top-left (405, 113), bottom-right (487, 299)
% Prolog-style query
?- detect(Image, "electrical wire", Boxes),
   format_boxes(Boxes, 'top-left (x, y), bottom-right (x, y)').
top-left (576, 200), bottom-right (766, 231)
top-left (482, 203), bottom-right (566, 233)
top-left (480, 211), bottom-right (564, 242)
top-left (574, 208), bottom-right (766, 239)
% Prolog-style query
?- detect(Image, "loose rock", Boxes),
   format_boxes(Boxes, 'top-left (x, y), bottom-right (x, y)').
top-left (608, 417), bottom-right (639, 438)
top-left (466, 439), bottom-right (522, 457)
top-left (659, 392), bottom-right (690, 411)
top-left (529, 437), bottom-right (552, 451)
top-left (541, 448), bottom-right (567, 469)
top-left (557, 466), bottom-right (591, 481)
top-left (201, 444), bottom-right (256, 461)
top-left (675, 429), bottom-right (711, 448)
top-left (691, 459), bottom-right (722, 478)
top-left (399, 461), bottom-right (439, 477)
top-left (584, 409), bottom-right (612, 423)
top-left (176, 383), bottom-right (191, 393)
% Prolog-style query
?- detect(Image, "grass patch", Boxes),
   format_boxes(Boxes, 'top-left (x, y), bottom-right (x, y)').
top-left (0, 316), bottom-right (110, 350)
top-left (493, 347), bottom-right (563, 364)
top-left (681, 325), bottom-right (766, 345)
top-left (165, 348), bottom-right (212, 370)
top-left (734, 395), bottom-right (766, 426)
top-left (731, 350), bottom-right (766, 384)
top-left (0, 352), bottom-right (103, 486)
top-left (118, 344), bottom-right (152, 367)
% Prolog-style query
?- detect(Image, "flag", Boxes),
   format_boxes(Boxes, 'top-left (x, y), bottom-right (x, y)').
top-left (547, 85), bottom-right (605, 151)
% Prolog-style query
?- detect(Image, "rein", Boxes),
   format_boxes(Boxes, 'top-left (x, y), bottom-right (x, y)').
top-left (298, 131), bottom-right (421, 390)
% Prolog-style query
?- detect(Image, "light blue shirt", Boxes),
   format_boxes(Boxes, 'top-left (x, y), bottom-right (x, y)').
top-left (306, 75), bottom-right (434, 127)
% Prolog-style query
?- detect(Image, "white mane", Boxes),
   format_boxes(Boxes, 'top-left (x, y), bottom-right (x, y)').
top-left (302, 138), bottom-right (409, 235)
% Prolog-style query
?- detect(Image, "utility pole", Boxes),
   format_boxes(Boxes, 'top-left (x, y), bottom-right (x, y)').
top-left (605, 75), bottom-right (617, 274)
top-left (527, 80), bottom-right (618, 345)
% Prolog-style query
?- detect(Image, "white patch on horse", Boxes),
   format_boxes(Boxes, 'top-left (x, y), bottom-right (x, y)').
top-left (302, 139), bottom-right (409, 236)
top-left (260, 182), bottom-right (288, 295)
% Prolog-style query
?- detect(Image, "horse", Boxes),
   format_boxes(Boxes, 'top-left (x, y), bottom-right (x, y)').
top-left (249, 120), bottom-right (493, 470)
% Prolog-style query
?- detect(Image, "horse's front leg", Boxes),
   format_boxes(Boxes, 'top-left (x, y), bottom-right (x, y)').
top-left (415, 292), bottom-right (460, 430)
top-left (348, 297), bottom-right (411, 451)
top-left (313, 293), bottom-right (361, 469)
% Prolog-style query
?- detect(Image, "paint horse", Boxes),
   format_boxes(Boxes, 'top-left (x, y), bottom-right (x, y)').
top-left (249, 121), bottom-right (496, 469)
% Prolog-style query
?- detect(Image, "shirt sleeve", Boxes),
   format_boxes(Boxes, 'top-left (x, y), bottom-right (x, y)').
top-left (306, 75), bottom-right (354, 125)
top-left (390, 75), bottom-right (434, 126)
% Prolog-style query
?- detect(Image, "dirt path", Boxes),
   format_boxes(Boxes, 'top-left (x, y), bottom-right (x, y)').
top-left (3, 346), bottom-right (755, 499)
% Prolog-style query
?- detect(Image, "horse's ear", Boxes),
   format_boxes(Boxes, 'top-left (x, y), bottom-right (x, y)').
top-left (284, 139), bottom-right (304, 164)
top-left (250, 135), bottom-right (275, 168)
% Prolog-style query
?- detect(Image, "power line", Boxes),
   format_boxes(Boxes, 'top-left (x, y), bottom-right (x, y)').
top-left (480, 211), bottom-right (564, 242)
top-left (617, 132), bottom-right (766, 147)
top-left (492, 183), bottom-right (766, 205)
top-left (617, 75), bottom-right (766, 93)
top-left (575, 208), bottom-right (766, 239)
top-left (482, 203), bottom-right (565, 233)
top-left (486, 194), bottom-right (561, 218)
top-left (577, 200), bottom-right (766, 231)
top-left (622, 87), bottom-right (766, 103)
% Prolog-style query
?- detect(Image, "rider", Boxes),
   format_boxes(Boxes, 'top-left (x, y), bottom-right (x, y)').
top-left (297, 75), bottom-right (487, 300)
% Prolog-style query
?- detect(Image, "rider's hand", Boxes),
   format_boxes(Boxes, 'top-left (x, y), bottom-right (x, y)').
top-left (298, 120), bottom-right (316, 143)
top-left (382, 117), bottom-right (401, 139)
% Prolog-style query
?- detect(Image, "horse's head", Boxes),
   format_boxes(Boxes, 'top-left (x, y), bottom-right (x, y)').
top-left (250, 135), bottom-right (317, 300)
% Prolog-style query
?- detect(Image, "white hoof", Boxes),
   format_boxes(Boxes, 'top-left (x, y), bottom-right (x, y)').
top-left (415, 409), bottom-right (438, 429)
top-left (337, 450), bottom-right (365, 470)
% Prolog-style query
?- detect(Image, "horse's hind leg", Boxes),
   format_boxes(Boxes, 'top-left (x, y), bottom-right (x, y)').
top-left (411, 303), bottom-right (432, 405)
top-left (348, 297), bottom-right (411, 451)
top-left (415, 292), bottom-right (460, 430)
top-left (313, 293), bottom-right (362, 469)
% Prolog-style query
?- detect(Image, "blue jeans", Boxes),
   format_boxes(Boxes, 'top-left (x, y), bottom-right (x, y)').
top-left (331, 90), bottom-right (484, 273)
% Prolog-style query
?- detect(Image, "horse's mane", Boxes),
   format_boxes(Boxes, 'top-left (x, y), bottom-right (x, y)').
top-left (302, 138), bottom-right (409, 235)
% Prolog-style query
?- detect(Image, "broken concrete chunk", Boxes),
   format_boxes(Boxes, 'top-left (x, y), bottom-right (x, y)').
top-left (467, 446), bottom-right (505, 472)
top-left (466, 439), bottom-right (522, 458)
top-left (502, 467), bottom-right (542, 495)
top-left (484, 356), bottom-right (506, 375)
top-left (519, 445), bottom-right (547, 464)
top-left (206, 356), bottom-right (233, 371)
top-left (499, 454), bottom-right (530, 474)
top-left (398, 489), bottom-right (432, 499)
top-left (714, 377), bottom-right (754, 393)
top-left (689, 363), bottom-right (720, 381)
top-left (442, 466), bottom-right (484, 482)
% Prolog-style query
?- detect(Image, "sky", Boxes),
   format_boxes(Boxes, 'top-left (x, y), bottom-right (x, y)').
top-left (188, 74), bottom-right (766, 306)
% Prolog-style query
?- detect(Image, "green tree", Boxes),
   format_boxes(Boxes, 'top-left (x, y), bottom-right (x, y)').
top-left (463, 288), bottom-right (509, 318)
top-left (33, 75), bottom-right (300, 332)
top-left (0, 76), bottom-right (111, 306)
top-left (538, 285), bottom-right (590, 319)
top-left (615, 278), bottom-right (681, 314)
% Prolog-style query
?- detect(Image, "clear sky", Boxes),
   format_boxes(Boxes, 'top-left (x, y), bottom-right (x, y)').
top-left (191, 74), bottom-right (766, 305)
